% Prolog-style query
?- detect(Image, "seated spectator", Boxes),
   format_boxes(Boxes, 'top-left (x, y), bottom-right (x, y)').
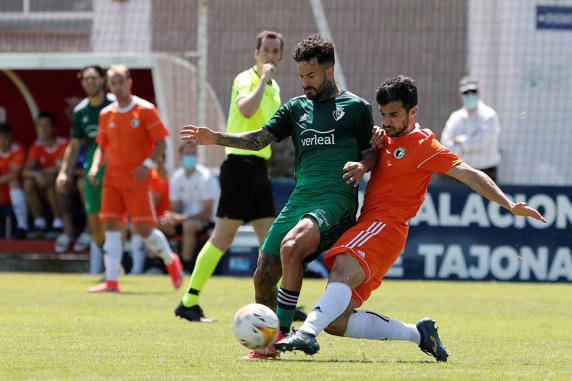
top-left (159, 144), bottom-right (220, 270)
top-left (0, 123), bottom-right (29, 237)
top-left (22, 112), bottom-right (71, 246)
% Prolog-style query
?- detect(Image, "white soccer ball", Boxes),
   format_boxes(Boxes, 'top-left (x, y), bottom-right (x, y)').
top-left (232, 303), bottom-right (279, 350)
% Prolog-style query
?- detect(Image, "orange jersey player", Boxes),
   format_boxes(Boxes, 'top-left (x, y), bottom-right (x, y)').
top-left (275, 75), bottom-right (546, 362)
top-left (0, 123), bottom-right (29, 235)
top-left (87, 64), bottom-right (182, 293)
top-left (0, 132), bottom-right (26, 205)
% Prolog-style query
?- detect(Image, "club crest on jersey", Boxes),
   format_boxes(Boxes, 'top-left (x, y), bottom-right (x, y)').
top-left (394, 147), bottom-right (406, 159)
top-left (109, 121), bottom-right (116, 129)
top-left (333, 106), bottom-right (345, 121)
top-left (130, 118), bottom-right (140, 128)
top-left (299, 113), bottom-right (308, 123)
top-left (82, 115), bottom-right (89, 124)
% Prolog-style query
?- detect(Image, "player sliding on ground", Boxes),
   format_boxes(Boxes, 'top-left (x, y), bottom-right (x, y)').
top-left (274, 75), bottom-right (546, 361)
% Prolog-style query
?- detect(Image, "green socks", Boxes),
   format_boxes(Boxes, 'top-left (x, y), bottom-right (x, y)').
top-left (276, 288), bottom-right (300, 334)
top-left (181, 241), bottom-right (224, 307)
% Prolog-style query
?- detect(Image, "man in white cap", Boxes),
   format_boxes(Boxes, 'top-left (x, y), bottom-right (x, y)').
top-left (441, 77), bottom-right (502, 181)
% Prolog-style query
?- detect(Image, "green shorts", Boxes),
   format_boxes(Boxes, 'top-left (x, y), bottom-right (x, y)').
top-left (83, 166), bottom-right (105, 214)
top-left (261, 192), bottom-right (357, 261)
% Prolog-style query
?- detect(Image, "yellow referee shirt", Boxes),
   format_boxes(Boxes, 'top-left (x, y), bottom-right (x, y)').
top-left (225, 66), bottom-right (281, 160)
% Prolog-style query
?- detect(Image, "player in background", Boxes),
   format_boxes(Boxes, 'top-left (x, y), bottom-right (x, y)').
top-left (23, 112), bottom-right (69, 239)
top-left (275, 75), bottom-right (546, 361)
top-left (87, 64), bottom-right (182, 293)
top-left (0, 123), bottom-right (28, 237)
top-left (56, 65), bottom-right (114, 272)
top-left (175, 31), bottom-right (285, 322)
top-left (180, 34), bottom-right (378, 358)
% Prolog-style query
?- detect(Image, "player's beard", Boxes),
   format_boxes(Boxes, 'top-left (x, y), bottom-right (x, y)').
top-left (384, 115), bottom-right (410, 137)
top-left (86, 87), bottom-right (104, 98)
top-left (304, 79), bottom-right (335, 101)
top-left (304, 84), bottom-right (322, 101)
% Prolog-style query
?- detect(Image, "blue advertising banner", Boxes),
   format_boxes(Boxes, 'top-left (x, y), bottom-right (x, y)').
top-left (537, 6), bottom-right (572, 31)
top-left (389, 182), bottom-right (572, 282)
top-left (218, 179), bottom-right (572, 283)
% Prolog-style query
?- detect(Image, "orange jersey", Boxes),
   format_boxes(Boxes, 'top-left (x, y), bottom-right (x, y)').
top-left (0, 142), bottom-right (26, 205)
top-left (97, 96), bottom-right (169, 187)
top-left (149, 168), bottom-right (170, 216)
top-left (26, 138), bottom-right (68, 169)
top-left (0, 142), bottom-right (26, 175)
top-left (361, 124), bottom-right (462, 224)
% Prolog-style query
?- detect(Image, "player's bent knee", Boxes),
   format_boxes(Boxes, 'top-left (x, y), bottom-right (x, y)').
top-left (279, 239), bottom-right (308, 264)
top-left (324, 318), bottom-right (348, 337)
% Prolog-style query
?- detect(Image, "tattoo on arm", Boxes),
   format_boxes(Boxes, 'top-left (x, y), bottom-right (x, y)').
top-left (216, 128), bottom-right (276, 150)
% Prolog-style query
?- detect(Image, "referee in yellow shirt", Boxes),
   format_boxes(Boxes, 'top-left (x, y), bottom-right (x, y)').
top-left (176, 30), bottom-right (285, 322)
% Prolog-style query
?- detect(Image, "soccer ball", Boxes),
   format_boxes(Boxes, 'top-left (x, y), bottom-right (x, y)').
top-left (232, 303), bottom-right (279, 350)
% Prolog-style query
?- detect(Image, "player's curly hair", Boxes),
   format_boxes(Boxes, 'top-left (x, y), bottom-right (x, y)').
top-left (292, 34), bottom-right (335, 65)
top-left (376, 75), bottom-right (418, 111)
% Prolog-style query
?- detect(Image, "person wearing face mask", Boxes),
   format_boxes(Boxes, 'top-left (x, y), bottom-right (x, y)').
top-left (441, 77), bottom-right (502, 181)
top-left (158, 144), bottom-right (220, 270)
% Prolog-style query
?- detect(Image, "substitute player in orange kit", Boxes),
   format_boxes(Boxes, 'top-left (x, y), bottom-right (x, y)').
top-left (276, 75), bottom-right (546, 361)
top-left (87, 64), bottom-right (182, 293)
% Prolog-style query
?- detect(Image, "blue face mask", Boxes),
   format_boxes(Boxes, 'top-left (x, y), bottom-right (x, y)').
top-left (182, 154), bottom-right (198, 170)
top-left (462, 93), bottom-right (479, 110)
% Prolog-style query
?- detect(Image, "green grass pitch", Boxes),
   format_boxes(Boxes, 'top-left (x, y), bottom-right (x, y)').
top-left (0, 273), bottom-right (570, 380)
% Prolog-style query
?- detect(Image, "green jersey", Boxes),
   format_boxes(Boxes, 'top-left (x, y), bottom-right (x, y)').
top-left (70, 93), bottom-right (114, 168)
top-left (264, 91), bottom-right (373, 200)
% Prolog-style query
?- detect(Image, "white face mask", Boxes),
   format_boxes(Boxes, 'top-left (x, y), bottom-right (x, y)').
top-left (462, 93), bottom-right (479, 109)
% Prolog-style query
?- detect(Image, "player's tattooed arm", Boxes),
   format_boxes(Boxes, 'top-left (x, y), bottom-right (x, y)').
top-left (216, 128), bottom-right (277, 151)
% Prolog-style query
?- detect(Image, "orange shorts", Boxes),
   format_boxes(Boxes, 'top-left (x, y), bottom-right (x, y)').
top-left (324, 219), bottom-right (408, 307)
top-left (100, 183), bottom-right (157, 225)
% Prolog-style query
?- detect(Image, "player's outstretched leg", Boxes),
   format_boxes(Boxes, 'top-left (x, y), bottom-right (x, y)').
top-left (274, 329), bottom-right (320, 355)
top-left (416, 317), bottom-right (448, 362)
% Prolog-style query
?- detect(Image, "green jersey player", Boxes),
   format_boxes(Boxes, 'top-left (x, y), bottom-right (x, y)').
top-left (180, 34), bottom-right (379, 358)
top-left (56, 65), bottom-right (114, 273)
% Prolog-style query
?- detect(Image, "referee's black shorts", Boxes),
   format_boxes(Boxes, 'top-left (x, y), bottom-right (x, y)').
top-left (216, 154), bottom-right (276, 222)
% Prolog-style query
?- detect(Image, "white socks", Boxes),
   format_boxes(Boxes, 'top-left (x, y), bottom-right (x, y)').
top-left (298, 281), bottom-right (421, 345)
top-left (299, 282), bottom-right (352, 336)
top-left (144, 228), bottom-right (173, 264)
top-left (89, 241), bottom-right (103, 274)
top-left (344, 310), bottom-right (420, 344)
top-left (34, 217), bottom-right (47, 230)
top-left (9, 188), bottom-right (28, 230)
top-left (103, 231), bottom-right (122, 281)
top-left (130, 234), bottom-right (146, 274)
